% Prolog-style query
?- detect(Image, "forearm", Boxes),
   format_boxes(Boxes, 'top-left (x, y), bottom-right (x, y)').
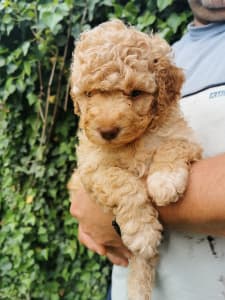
top-left (69, 153), bottom-right (225, 266)
top-left (158, 153), bottom-right (225, 236)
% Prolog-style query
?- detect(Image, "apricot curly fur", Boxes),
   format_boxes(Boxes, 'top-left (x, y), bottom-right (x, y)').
top-left (68, 20), bottom-right (202, 300)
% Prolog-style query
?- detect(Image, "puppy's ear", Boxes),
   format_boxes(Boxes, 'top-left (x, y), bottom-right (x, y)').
top-left (155, 58), bottom-right (184, 107)
top-left (150, 35), bottom-right (184, 107)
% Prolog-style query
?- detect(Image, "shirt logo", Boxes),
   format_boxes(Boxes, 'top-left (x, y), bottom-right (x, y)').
top-left (209, 89), bottom-right (225, 99)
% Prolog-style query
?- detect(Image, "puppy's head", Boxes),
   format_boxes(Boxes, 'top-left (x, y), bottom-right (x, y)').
top-left (70, 20), bottom-right (184, 147)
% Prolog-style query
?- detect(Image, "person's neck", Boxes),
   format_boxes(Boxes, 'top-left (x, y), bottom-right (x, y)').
top-left (193, 18), bottom-right (209, 27)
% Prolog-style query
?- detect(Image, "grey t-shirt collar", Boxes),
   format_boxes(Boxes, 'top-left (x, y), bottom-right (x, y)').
top-left (187, 22), bottom-right (225, 40)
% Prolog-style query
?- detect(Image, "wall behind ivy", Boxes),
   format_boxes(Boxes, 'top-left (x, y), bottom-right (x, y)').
top-left (0, 1), bottom-right (191, 299)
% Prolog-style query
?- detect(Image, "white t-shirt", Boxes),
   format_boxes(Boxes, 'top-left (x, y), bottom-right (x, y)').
top-left (111, 22), bottom-right (225, 300)
top-left (152, 85), bottom-right (225, 300)
top-left (112, 85), bottom-right (225, 300)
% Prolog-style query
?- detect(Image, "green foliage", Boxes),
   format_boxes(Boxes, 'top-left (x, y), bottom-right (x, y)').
top-left (0, 0), bottom-right (191, 299)
top-left (109, 0), bottom-right (192, 42)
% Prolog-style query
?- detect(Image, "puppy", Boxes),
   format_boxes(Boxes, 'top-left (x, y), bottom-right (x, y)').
top-left (68, 20), bottom-right (202, 300)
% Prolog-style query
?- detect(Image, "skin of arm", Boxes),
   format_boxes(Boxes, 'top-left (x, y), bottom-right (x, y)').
top-left (158, 153), bottom-right (225, 236)
top-left (70, 153), bottom-right (225, 265)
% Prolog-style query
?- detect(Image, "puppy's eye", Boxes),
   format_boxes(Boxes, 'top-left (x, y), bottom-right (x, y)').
top-left (85, 91), bottom-right (93, 98)
top-left (130, 90), bottom-right (142, 98)
top-left (153, 58), bottom-right (158, 64)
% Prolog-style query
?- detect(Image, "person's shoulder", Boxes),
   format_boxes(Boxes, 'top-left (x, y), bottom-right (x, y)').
top-left (172, 32), bottom-right (189, 51)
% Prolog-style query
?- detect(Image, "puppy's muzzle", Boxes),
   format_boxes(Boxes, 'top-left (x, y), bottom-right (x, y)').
top-left (99, 127), bottom-right (120, 141)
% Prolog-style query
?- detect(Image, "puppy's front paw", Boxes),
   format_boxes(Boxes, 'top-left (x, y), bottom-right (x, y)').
top-left (147, 168), bottom-right (188, 206)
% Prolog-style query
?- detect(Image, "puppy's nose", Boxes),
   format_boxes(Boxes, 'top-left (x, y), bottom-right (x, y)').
top-left (100, 127), bottom-right (120, 140)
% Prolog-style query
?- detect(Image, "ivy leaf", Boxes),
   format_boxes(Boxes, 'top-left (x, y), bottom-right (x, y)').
top-left (113, 4), bottom-right (123, 18)
top-left (24, 61), bottom-right (31, 76)
top-left (167, 13), bottom-right (183, 33)
top-left (6, 23), bottom-right (13, 35)
top-left (5, 77), bottom-right (16, 97)
top-left (157, 0), bottom-right (173, 11)
top-left (7, 63), bottom-right (18, 74)
top-left (87, 0), bottom-right (101, 21)
top-left (2, 14), bottom-right (12, 24)
top-left (40, 11), bottom-right (64, 31)
top-left (21, 41), bottom-right (30, 56)
top-left (16, 78), bottom-right (26, 92)
top-left (137, 12), bottom-right (156, 30)
top-left (27, 93), bottom-right (38, 106)
top-left (1, 260), bottom-right (12, 274)
top-left (39, 4), bottom-right (70, 32)
top-left (0, 57), bottom-right (6, 67)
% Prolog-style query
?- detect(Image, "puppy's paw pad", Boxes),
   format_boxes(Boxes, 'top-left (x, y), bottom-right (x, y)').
top-left (147, 168), bottom-right (188, 206)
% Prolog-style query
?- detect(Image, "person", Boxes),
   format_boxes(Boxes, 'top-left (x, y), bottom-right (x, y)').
top-left (70, 0), bottom-right (225, 299)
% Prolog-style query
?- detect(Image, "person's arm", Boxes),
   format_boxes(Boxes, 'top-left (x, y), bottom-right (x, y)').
top-left (70, 153), bottom-right (225, 265)
top-left (158, 153), bottom-right (225, 236)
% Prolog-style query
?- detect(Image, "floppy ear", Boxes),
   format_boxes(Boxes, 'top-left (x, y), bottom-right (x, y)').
top-left (155, 58), bottom-right (184, 107)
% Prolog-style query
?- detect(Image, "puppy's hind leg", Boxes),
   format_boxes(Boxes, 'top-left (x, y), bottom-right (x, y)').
top-left (116, 204), bottom-right (162, 300)
top-left (128, 255), bottom-right (158, 300)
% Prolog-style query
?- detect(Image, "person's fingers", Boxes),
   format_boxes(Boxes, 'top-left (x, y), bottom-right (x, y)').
top-left (103, 238), bottom-right (132, 256)
top-left (70, 200), bottom-right (78, 218)
top-left (78, 227), bottom-right (106, 256)
top-left (105, 245), bottom-right (132, 266)
top-left (106, 249), bottom-right (129, 266)
top-left (121, 247), bottom-right (132, 260)
top-left (69, 188), bottom-right (89, 219)
top-left (107, 244), bottom-right (132, 260)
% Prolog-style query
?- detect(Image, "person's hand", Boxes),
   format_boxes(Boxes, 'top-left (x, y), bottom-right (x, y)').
top-left (70, 187), bottom-right (132, 266)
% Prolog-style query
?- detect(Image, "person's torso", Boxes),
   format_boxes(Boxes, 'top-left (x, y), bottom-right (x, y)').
top-left (112, 22), bottom-right (225, 300)
top-left (152, 85), bottom-right (225, 300)
top-left (153, 22), bottom-right (225, 300)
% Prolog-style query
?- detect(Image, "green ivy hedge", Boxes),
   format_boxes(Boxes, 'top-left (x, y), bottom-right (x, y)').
top-left (0, 1), bottom-right (191, 299)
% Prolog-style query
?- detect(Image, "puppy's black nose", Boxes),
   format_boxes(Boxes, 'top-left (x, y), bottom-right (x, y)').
top-left (100, 127), bottom-right (120, 140)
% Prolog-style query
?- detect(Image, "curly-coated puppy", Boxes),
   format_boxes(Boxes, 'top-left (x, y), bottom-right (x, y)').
top-left (68, 20), bottom-right (202, 300)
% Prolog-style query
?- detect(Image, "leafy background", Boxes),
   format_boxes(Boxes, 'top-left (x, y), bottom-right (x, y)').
top-left (0, 0), bottom-right (191, 299)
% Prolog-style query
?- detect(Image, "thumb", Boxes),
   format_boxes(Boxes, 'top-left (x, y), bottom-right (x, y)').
top-left (78, 226), bottom-right (106, 256)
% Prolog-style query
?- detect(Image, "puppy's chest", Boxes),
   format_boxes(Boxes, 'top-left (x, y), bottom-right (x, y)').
top-left (115, 147), bottom-right (155, 178)
top-left (77, 138), bottom-right (156, 179)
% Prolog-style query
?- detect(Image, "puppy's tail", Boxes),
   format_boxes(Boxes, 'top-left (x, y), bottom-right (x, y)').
top-left (128, 255), bottom-right (158, 300)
